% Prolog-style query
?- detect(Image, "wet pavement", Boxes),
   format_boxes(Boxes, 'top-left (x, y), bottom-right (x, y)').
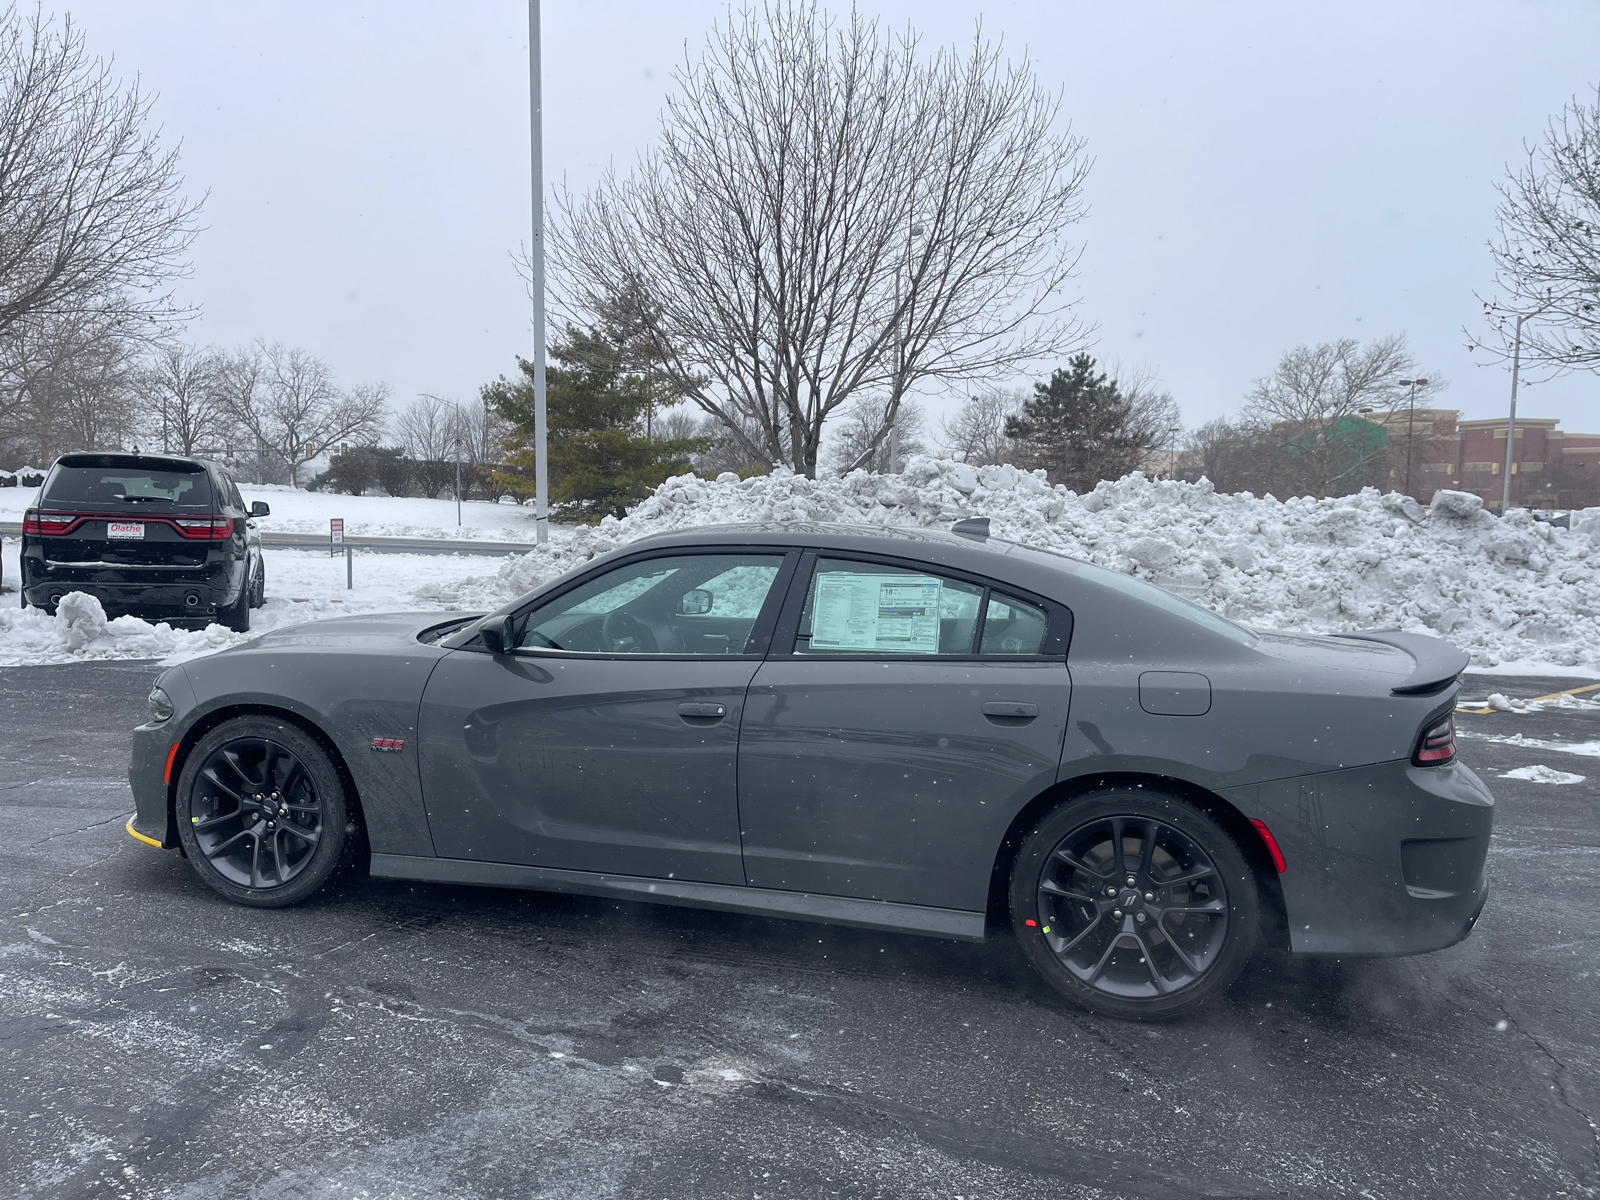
top-left (1, 662), bottom-right (1596, 1199)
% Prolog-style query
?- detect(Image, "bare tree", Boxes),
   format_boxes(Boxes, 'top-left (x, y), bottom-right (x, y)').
top-left (1242, 336), bottom-right (1436, 498)
top-left (394, 393), bottom-right (457, 463)
top-left (0, 308), bottom-right (136, 462)
top-left (550, 2), bottom-right (1091, 478)
top-left (216, 342), bottom-right (388, 486)
top-left (132, 343), bottom-right (232, 454)
top-left (1181, 417), bottom-right (1281, 495)
top-left (394, 393), bottom-right (460, 497)
top-left (1114, 365), bottom-right (1183, 474)
top-left (939, 388), bottom-right (1021, 465)
top-left (1475, 93), bottom-right (1600, 373)
top-left (0, 5), bottom-right (202, 344)
top-left (823, 396), bottom-right (926, 474)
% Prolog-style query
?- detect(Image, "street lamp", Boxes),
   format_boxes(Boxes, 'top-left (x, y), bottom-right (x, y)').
top-left (1500, 305), bottom-right (1555, 515)
top-left (527, 0), bottom-right (549, 543)
top-left (1397, 377), bottom-right (1428, 498)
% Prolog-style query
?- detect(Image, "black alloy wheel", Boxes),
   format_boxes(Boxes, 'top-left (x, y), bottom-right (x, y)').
top-left (249, 556), bottom-right (266, 608)
top-left (174, 717), bottom-right (353, 906)
top-left (1011, 789), bottom-right (1259, 1019)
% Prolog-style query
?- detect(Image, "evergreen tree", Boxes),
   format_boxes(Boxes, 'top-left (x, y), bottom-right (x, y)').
top-left (1005, 354), bottom-right (1140, 491)
top-left (484, 321), bottom-right (709, 520)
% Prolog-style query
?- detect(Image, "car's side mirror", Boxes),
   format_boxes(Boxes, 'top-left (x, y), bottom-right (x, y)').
top-left (249, 501), bottom-right (270, 517)
top-left (480, 613), bottom-right (517, 654)
top-left (679, 588), bottom-right (713, 616)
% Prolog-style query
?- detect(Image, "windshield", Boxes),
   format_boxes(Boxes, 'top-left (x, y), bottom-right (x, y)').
top-left (44, 463), bottom-right (213, 509)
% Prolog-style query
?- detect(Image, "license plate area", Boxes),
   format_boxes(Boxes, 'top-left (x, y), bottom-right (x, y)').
top-left (106, 522), bottom-right (145, 540)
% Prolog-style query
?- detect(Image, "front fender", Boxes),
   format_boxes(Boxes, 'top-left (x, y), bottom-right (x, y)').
top-left (149, 647), bottom-right (449, 857)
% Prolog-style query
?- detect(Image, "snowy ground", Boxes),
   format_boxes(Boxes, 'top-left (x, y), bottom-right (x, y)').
top-left (2, 457), bottom-right (1599, 676)
top-left (0, 481), bottom-right (551, 542)
top-left (0, 542), bottom-right (518, 667)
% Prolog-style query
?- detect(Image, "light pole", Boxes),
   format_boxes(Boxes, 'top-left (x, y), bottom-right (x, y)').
top-left (1397, 377), bottom-right (1428, 498)
top-left (454, 435), bottom-right (463, 527)
top-left (527, 0), bottom-right (549, 543)
top-left (1501, 310), bottom-right (1549, 515)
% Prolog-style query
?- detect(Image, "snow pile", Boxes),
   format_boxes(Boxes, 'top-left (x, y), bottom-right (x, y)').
top-left (0, 593), bottom-right (253, 667)
top-left (1497, 765), bottom-right (1586, 784)
top-left (4, 457), bottom-right (1599, 673)
top-left (422, 457), bottom-right (1600, 673)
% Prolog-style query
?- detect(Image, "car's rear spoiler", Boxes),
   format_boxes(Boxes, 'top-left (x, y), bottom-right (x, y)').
top-left (1333, 629), bottom-right (1470, 696)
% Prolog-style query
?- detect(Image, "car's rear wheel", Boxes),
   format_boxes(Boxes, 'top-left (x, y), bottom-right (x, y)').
top-left (219, 573), bottom-right (251, 632)
top-left (249, 556), bottom-right (266, 608)
top-left (1010, 788), bottom-right (1258, 1019)
top-left (174, 718), bottom-right (352, 907)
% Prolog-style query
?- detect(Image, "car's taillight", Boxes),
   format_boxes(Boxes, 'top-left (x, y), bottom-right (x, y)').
top-left (1413, 712), bottom-right (1456, 766)
top-left (173, 517), bottom-right (234, 539)
top-left (23, 509), bottom-right (74, 535)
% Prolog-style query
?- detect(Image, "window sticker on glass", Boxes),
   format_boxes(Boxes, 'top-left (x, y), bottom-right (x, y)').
top-left (811, 572), bottom-right (943, 653)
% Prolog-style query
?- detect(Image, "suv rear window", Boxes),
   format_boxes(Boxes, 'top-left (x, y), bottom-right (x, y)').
top-left (44, 460), bottom-right (213, 509)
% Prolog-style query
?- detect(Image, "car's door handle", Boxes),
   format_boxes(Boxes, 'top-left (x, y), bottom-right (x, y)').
top-left (982, 701), bottom-right (1039, 719)
top-left (677, 701), bottom-right (728, 720)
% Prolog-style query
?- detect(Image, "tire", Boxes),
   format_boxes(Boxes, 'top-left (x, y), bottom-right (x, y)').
top-left (219, 572), bottom-right (251, 632)
top-left (249, 556), bottom-right (266, 608)
top-left (1009, 788), bottom-right (1259, 1020)
top-left (174, 717), bottom-right (354, 907)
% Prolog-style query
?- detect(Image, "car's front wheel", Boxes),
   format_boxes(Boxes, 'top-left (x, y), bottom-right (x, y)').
top-left (174, 717), bottom-right (354, 907)
top-left (1010, 788), bottom-right (1259, 1019)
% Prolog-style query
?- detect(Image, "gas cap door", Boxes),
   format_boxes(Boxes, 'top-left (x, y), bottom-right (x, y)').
top-left (1139, 670), bottom-right (1212, 716)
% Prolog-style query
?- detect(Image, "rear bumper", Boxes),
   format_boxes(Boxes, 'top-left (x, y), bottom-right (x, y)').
top-left (22, 550), bottom-right (238, 619)
top-left (1226, 758), bottom-right (1493, 956)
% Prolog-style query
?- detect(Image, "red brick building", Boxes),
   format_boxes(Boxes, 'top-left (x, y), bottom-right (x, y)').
top-left (1364, 407), bottom-right (1600, 509)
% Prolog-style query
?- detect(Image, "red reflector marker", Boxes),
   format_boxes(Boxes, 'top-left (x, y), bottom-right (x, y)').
top-left (1024, 918), bottom-right (1037, 927)
top-left (1251, 819), bottom-right (1287, 874)
top-left (162, 742), bottom-right (181, 785)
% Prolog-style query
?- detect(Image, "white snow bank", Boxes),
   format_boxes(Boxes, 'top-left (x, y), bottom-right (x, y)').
top-left (4, 457), bottom-right (1600, 674)
top-left (0, 594), bottom-right (250, 666)
top-left (0, 546), bottom-right (497, 667)
top-left (418, 457), bottom-right (1600, 674)
top-left (1497, 765), bottom-right (1586, 784)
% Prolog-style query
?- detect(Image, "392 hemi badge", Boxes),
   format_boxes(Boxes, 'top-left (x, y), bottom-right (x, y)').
top-left (370, 737), bottom-right (406, 752)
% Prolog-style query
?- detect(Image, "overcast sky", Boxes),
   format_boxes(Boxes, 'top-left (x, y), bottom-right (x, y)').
top-left (67, 0), bottom-right (1600, 438)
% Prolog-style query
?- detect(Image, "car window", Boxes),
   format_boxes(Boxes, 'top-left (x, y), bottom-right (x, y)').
top-left (518, 553), bottom-right (786, 655)
top-left (979, 593), bottom-right (1049, 655)
top-left (1064, 559), bottom-right (1256, 646)
top-left (795, 559), bottom-right (984, 655)
top-left (44, 463), bottom-right (212, 509)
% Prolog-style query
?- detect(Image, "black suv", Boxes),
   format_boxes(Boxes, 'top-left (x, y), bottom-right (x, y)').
top-left (20, 453), bottom-right (268, 631)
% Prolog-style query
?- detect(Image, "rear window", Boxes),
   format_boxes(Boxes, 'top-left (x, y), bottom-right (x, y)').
top-left (44, 462), bottom-right (213, 509)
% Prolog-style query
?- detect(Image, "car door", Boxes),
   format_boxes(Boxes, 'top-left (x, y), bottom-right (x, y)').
top-left (738, 553), bottom-right (1073, 911)
top-left (419, 548), bottom-right (798, 884)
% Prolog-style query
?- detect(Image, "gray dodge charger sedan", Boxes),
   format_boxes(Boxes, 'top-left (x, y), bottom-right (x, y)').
top-left (126, 521), bottom-right (1492, 1018)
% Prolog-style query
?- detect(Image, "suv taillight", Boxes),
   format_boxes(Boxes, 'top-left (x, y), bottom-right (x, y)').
top-left (23, 509), bottom-right (73, 535)
top-left (1413, 712), bottom-right (1456, 766)
top-left (173, 517), bottom-right (234, 539)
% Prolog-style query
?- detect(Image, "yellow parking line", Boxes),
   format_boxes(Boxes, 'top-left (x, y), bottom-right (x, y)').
top-left (125, 816), bottom-right (163, 849)
top-left (1457, 680), bottom-right (1600, 715)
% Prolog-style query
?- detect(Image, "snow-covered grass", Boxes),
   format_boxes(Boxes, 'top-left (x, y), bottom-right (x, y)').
top-left (0, 544), bottom-right (508, 667)
top-left (3, 456), bottom-right (1600, 676)
top-left (0, 480), bottom-right (553, 542)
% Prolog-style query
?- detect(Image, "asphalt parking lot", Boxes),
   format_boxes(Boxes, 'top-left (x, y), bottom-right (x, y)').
top-left (1, 663), bottom-right (1597, 1200)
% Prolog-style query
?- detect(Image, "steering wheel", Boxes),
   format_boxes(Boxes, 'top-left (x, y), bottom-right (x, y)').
top-left (601, 609), bottom-right (658, 653)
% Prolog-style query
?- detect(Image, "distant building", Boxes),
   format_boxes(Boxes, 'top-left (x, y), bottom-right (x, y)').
top-left (1357, 407), bottom-right (1600, 509)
